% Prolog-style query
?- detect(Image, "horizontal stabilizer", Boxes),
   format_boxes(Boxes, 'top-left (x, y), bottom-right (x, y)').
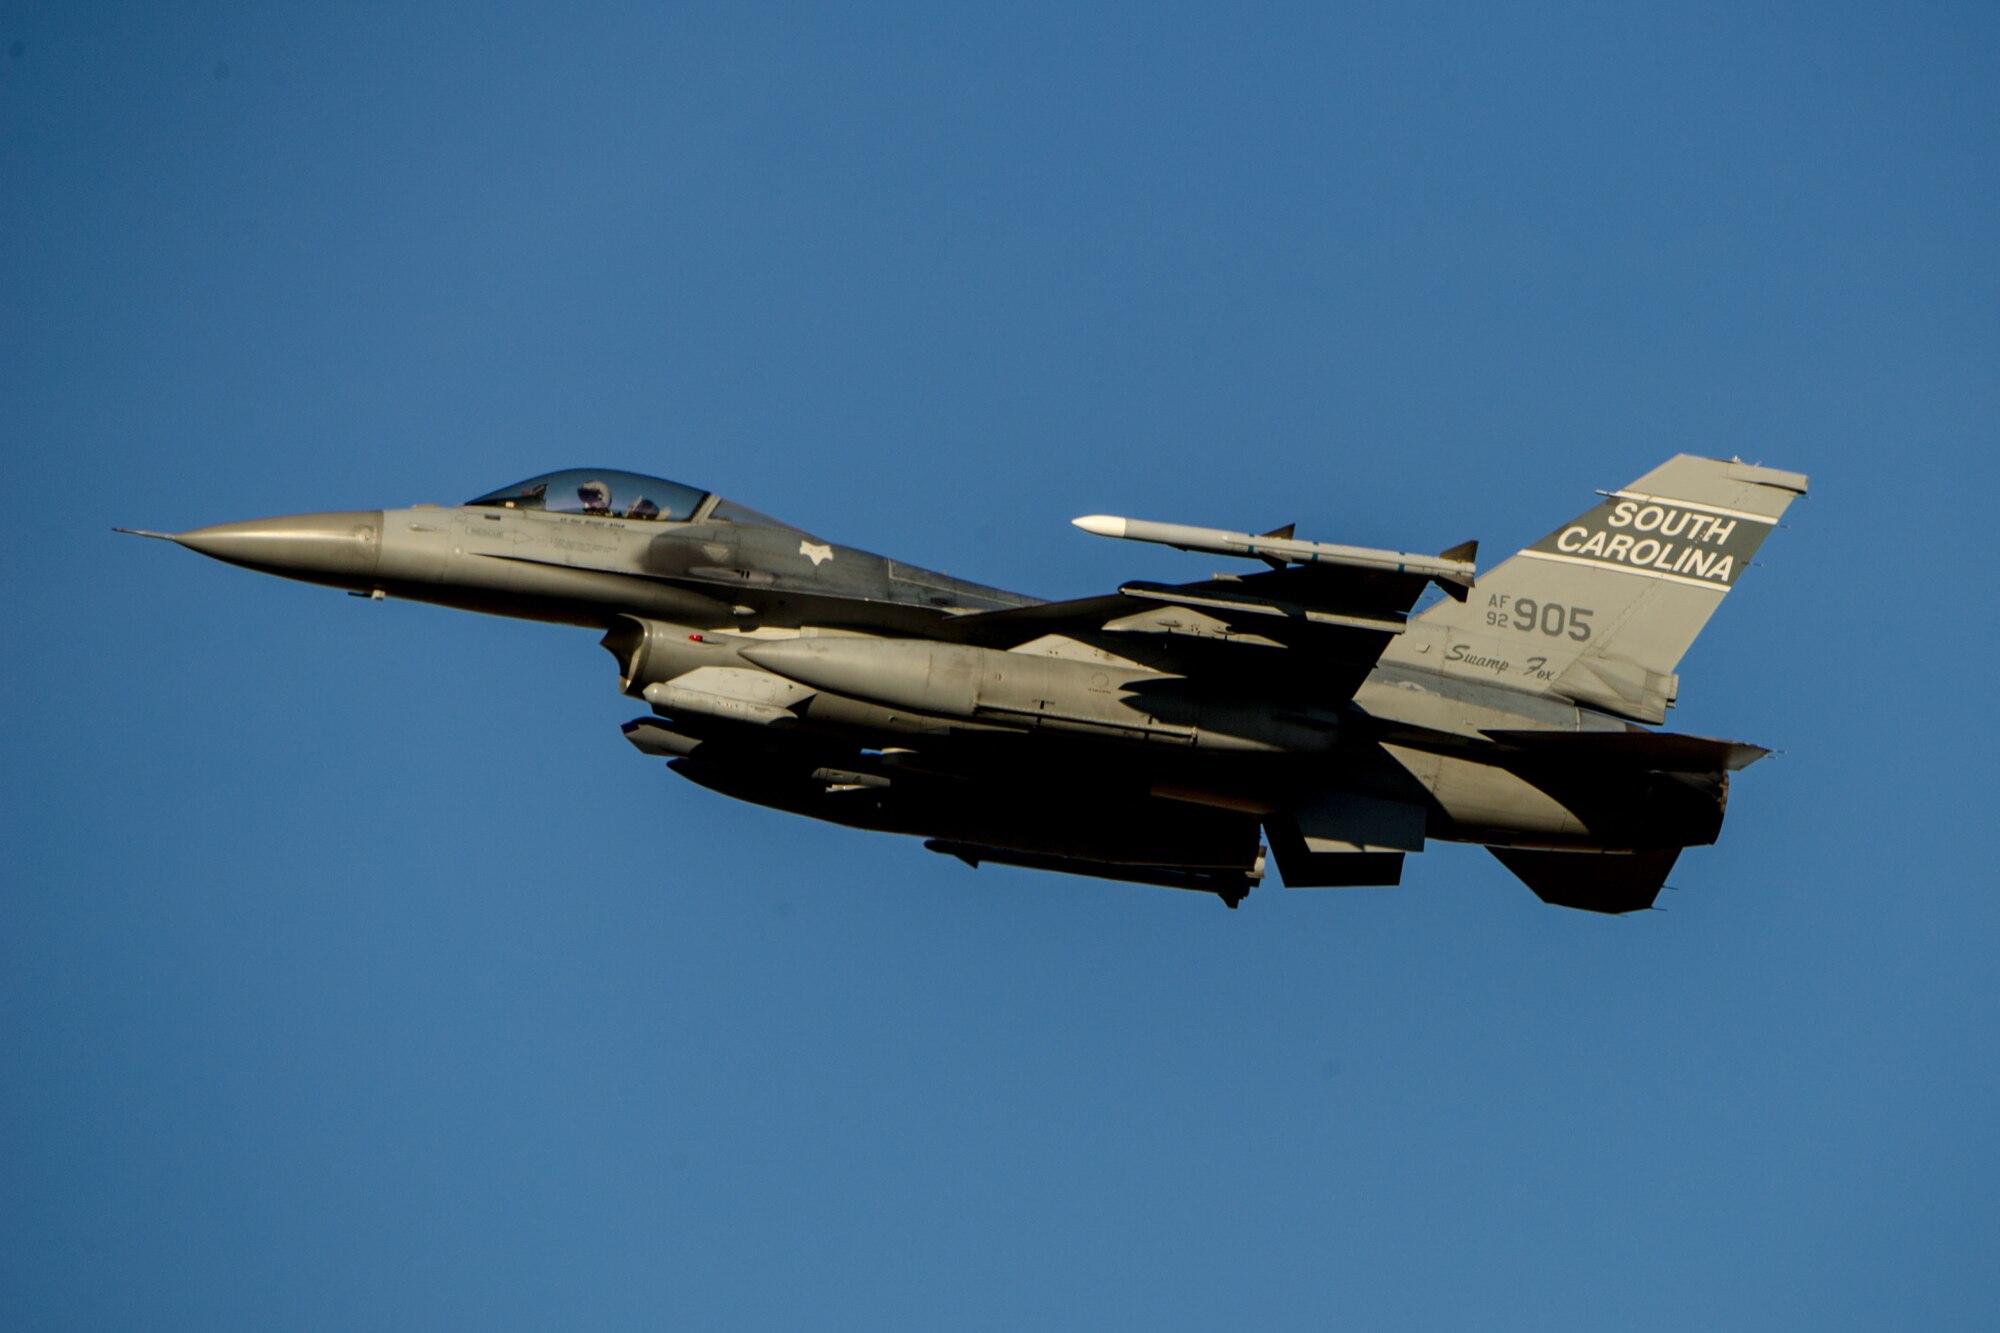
top-left (1482, 728), bottom-right (1769, 772)
top-left (1490, 846), bottom-right (1681, 914)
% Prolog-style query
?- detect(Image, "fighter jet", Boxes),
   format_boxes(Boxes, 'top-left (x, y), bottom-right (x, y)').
top-left (121, 456), bottom-right (1805, 912)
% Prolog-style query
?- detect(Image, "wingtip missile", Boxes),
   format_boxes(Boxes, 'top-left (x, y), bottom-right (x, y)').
top-left (1072, 515), bottom-right (1128, 539)
top-left (1071, 514), bottom-right (1477, 590)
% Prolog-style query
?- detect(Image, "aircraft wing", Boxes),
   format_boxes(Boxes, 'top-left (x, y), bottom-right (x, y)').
top-left (942, 565), bottom-right (1440, 700)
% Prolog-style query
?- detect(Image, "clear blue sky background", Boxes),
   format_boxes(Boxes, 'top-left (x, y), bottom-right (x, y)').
top-left (5, 4), bottom-right (1996, 1328)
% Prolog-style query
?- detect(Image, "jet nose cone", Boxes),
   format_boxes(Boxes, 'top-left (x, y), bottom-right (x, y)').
top-left (172, 511), bottom-right (384, 580)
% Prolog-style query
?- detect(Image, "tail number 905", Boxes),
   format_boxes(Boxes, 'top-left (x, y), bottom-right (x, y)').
top-left (1485, 597), bottom-right (1593, 641)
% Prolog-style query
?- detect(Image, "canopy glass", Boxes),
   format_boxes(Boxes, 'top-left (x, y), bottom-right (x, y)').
top-left (467, 469), bottom-right (710, 521)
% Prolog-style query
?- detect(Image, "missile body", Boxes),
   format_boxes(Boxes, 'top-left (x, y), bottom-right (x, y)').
top-left (1072, 514), bottom-right (1475, 586)
top-left (740, 637), bottom-right (1336, 753)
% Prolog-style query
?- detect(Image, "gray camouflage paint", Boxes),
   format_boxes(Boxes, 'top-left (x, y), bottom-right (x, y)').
top-left (127, 455), bottom-right (1806, 913)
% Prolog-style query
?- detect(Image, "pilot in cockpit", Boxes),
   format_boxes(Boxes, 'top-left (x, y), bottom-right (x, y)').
top-left (627, 496), bottom-right (661, 520)
top-left (577, 479), bottom-right (613, 515)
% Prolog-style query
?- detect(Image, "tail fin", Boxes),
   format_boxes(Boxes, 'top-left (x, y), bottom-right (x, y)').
top-left (1384, 456), bottom-right (1807, 723)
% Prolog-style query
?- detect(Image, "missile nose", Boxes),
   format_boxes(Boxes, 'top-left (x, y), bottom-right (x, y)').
top-left (170, 511), bottom-right (384, 579)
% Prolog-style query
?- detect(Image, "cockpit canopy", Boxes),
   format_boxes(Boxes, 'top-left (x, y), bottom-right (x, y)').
top-left (468, 469), bottom-right (706, 520)
top-left (466, 469), bottom-right (796, 530)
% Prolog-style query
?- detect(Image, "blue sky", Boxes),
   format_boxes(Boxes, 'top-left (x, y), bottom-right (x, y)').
top-left (5, 3), bottom-right (1996, 1328)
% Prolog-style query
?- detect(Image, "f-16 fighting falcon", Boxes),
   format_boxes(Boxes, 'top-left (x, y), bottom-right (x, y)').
top-left (121, 455), bottom-right (1805, 912)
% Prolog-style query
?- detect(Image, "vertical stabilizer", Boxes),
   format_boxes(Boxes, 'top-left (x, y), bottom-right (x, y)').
top-left (1382, 456), bottom-right (1807, 723)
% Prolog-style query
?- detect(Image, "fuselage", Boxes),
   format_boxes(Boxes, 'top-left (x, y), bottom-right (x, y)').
top-left (161, 488), bottom-right (1725, 856)
top-left (135, 456), bottom-right (1809, 913)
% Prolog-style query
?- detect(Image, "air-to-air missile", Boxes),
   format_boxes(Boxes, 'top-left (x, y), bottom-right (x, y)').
top-left (1071, 514), bottom-right (1479, 597)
